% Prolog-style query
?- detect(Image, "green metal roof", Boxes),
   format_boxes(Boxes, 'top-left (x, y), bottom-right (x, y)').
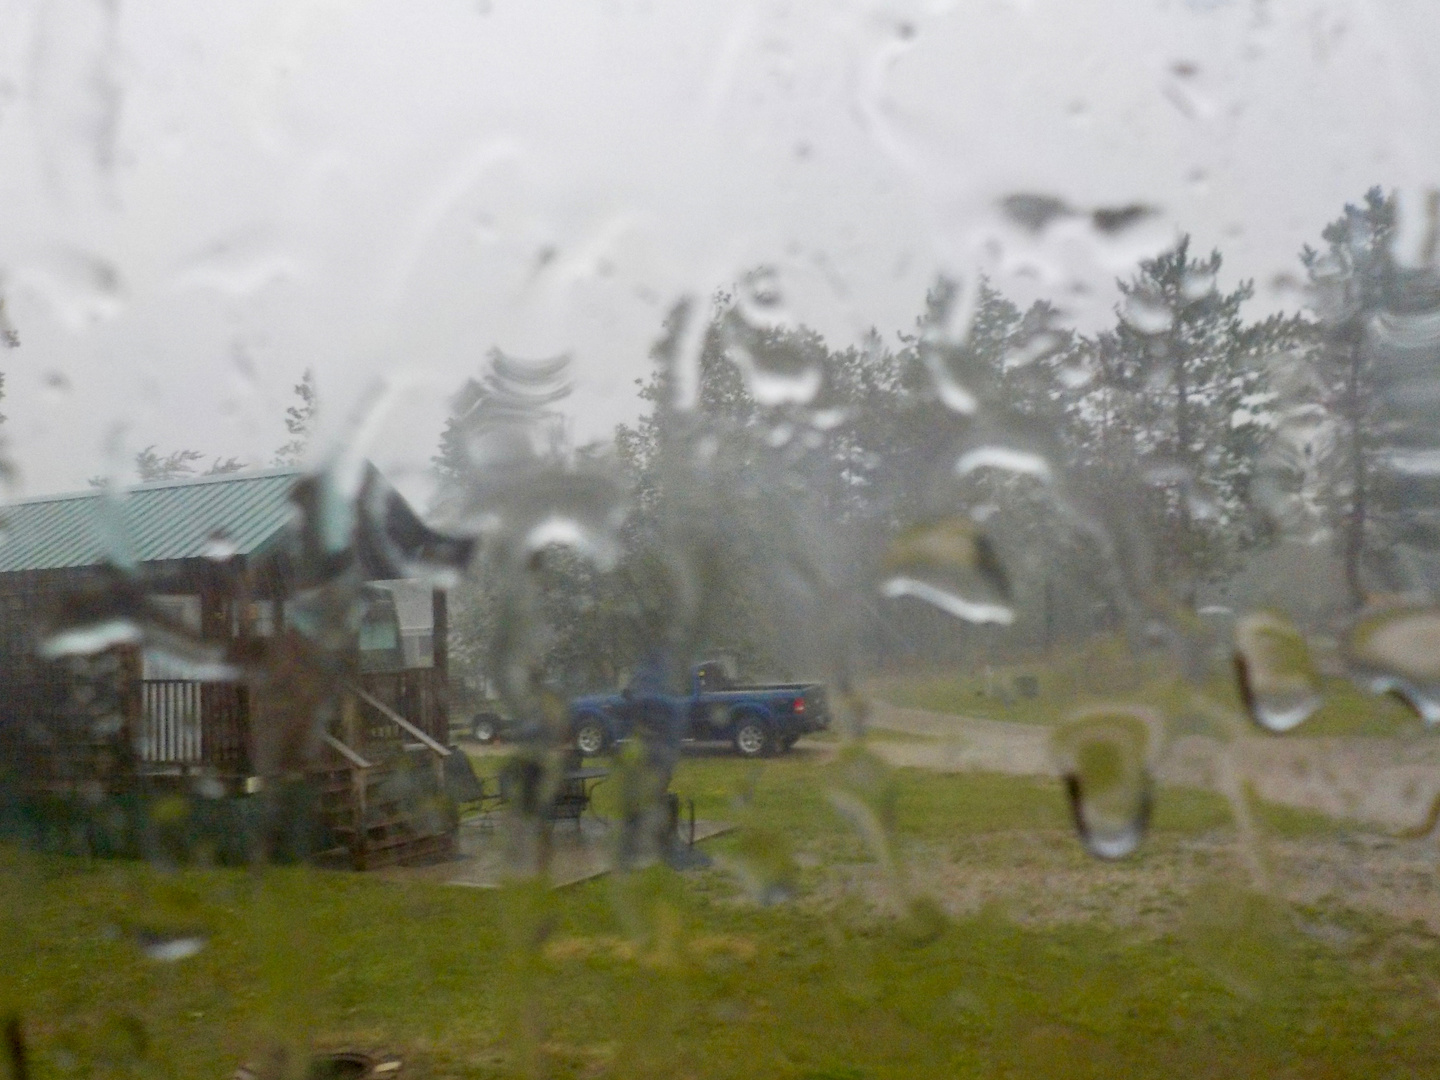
top-left (0, 469), bottom-right (303, 574)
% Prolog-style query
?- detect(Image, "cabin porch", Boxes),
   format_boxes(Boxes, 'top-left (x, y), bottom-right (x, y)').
top-left (0, 468), bottom-right (472, 871)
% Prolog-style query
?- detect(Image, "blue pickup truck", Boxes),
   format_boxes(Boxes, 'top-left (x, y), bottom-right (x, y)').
top-left (569, 662), bottom-right (830, 758)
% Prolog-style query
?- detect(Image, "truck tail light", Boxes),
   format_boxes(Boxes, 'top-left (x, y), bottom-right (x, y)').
top-left (794, 697), bottom-right (805, 713)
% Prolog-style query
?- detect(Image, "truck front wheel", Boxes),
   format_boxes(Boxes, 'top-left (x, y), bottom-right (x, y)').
top-left (574, 716), bottom-right (610, 757)
top-left (733, 716), bottom-right (773, 758)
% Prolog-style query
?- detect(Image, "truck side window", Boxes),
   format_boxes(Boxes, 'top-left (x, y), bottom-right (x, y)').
top-left (696, 666), bottom-right (730, 693)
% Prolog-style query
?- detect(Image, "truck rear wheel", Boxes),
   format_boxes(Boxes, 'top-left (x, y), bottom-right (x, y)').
top-left (733, 716), bottom-right (772, 758)
top-left (472, 712), bottom-right (501, 744)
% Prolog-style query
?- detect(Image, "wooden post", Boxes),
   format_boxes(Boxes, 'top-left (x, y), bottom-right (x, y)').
top-left (117, 643), bottom-right (143, 771)
top-left (431, 588), bottom-right (449, 745)
top-left (198, 582), bottom-right (228, 775)
top-left (341, 690), bottom-right (368, 870)
top-left (198, 583), bottom-right (229, 643)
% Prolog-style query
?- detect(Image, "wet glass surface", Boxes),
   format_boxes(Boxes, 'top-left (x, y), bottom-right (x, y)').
top-left (5, 2), bottom-right (1440, 1077)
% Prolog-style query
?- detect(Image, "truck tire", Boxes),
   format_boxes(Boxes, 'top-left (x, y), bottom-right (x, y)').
top-left (733, 715), bottom-right (773, 758)
top-left (780, 733), bottom-right (799, 752)
top-left (472, 712), bottom-right (501, 744)
top-left (574, 716), bottom-right (610, 757)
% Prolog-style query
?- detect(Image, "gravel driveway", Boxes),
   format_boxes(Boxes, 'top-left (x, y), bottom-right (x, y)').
top-left (865, 700), bottom-right (1440, 834)
top-left (859, 701), bottom-right (1440, 932)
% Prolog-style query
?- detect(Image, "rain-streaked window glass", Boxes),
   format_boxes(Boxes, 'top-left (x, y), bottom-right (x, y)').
top-left (4, 2), bottom-right (1440, 1077)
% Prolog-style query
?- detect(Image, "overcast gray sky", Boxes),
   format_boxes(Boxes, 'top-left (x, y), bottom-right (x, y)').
top-left (1, 0), bottom-right (1437, 505)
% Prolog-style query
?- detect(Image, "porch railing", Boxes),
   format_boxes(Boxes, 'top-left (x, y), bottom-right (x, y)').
top-left (139, 679), bottom-right (248, 773)
top-left (357, 667), bottom-right (446, 749)
top-left (10, 667), bottom-right (441, 783)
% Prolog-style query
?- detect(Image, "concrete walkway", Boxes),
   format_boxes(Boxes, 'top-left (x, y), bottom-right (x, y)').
top-left (381, 814), bottom-right (733, 889)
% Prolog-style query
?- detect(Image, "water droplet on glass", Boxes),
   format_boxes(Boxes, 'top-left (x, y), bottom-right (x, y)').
top-left (39, 618), bottom-right (141, 658)
top-left (1233, 611), bottom-right (1323, 732)
top-left (141, 639), bottom-right (240, 683)
top-left (1003, 330), bottom-right (1066, 370)
top-left (881, 517), bottom-right (1013, 626)
top-left (720, 272), bottom-right (827, 408)
top-left (805, 406), bottom-right (849, 432)
top-left (1053, 709), bottom-right (1154, 859)
top-left (916, 276), bottom-right (980, 414)
top-left (42, 371), bottom-right (70, 401)
top-left (954, 445), bottom-right (1053, 482)
top-left (135, 929), bottom-right (207, 962)
top-left (1091, 204), bottom-right (1158, 235)
top-left (998, 193), bottom-right (1073, 234)
top-left (1346, 606), bottom-right (1440, 724)
top-left (200, 530), bottom-right (239, 562)
top-left (1120, 294), bottom-right (1175, 335)
top-left (734, 265), bottom-right (787, 330)
top-left (1181, 268), bottom-right (1218, 299)
top-left (722, 825), bottom-right (798, 906)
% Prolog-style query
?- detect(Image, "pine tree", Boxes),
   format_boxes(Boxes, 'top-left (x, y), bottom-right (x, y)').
top-left (0, 293), bottom-right (18, 349)
top-left (134, 447), bottom-right (247, 483)
top-left (273, 368), bottom-right (317, 467)
top-left (135, 446), bottom-right (203, 483)
top-left (1300, 188), bottom-right (1400, 608)
top-left (1081, 237), bottom-right (1302, 602)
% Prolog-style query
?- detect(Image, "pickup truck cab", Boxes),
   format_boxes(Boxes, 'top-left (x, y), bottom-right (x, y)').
top-left (569, 662), bottom-right (830, 758)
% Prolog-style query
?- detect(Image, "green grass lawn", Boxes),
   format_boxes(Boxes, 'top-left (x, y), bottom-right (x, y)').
top-left (3, 747), bottom-right (1437, 1079)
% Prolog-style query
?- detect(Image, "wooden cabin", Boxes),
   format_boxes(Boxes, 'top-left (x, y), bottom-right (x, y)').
top-left (0, 466), bottom-right (473, 869)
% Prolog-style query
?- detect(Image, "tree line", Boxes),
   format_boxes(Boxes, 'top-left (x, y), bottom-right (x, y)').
top-left (3, 188), bottom-right (1429, 693)
top-left (88, 369), bottom-right (318, 485)
top-left (438, 187), bottom-right (1440, 696)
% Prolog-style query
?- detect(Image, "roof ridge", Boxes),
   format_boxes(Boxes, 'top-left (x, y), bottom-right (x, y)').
top-left (3, 467), bottom-right (305, 508)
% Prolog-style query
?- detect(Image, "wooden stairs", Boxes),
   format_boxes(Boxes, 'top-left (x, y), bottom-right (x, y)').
top-left (309, 685), bottom-right (459, 871)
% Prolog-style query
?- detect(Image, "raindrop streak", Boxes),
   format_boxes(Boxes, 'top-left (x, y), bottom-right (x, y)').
top-left (39, 618), bottom-right (140, 658)
top-left (1053, 710), bottom-right (1154, 859)
top-left (1346, 606), bottom-right (1440, 724)
top-left (881, 577), bottom-right (1013, 626)
top-left (954, 446), bottom-right (1053, 482)
top-left (720, 271), bottom-right (827, 408)
top-left (1233, 612), bottom-right (1323, 733)
top-left (881, 518), bottom-right (1013, 626)
top-left (916, 277), bottom-right (980, 415)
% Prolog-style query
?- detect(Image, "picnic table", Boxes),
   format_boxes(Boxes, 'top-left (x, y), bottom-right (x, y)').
top-left (469, 760), bottom-right (608, 823)
top-left (552, 767), bottom-right (609, 825)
